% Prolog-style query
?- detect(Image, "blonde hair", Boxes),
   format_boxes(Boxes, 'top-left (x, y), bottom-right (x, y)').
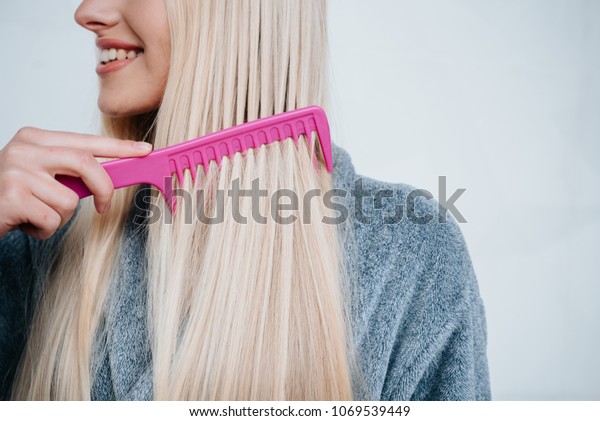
top-left (13, 0), bottom-right (355, 400)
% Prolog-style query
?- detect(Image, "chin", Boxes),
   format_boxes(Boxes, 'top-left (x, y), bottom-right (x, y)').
top-left (98, 95), bottom-right (159, 118)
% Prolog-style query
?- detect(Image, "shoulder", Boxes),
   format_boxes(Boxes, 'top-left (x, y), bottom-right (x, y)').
top-left (332, 143), bottom-right (477, 308)
top-left (351, 174), bottom-right (479, 325)
top-left (332, 144), bottom-right (487, 399)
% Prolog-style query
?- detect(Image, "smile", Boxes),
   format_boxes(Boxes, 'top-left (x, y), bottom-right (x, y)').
top-left (96, 49), bottom-right (144, 76)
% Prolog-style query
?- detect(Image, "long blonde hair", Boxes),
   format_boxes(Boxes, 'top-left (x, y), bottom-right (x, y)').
top-left (13, 0), bottom-right (355, 400)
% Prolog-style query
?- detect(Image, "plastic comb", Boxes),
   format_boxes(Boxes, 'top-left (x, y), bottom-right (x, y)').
top-left (55, 106), bottom-right (332, 213)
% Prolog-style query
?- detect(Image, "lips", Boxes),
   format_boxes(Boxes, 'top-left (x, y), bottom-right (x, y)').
top-left (96, 57), bottom-right (139, 76)
top-left (96, 38), bottom-right (144, 52)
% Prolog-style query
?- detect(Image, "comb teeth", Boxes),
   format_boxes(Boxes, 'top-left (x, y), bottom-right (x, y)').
top-left (164, 109), bottom-right (327, 188)
top-left (55, 106), bottom-right (333, 215)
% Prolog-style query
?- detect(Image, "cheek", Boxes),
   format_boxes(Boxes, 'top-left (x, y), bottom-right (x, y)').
top-left (145, 52), bottom-right (170, 97)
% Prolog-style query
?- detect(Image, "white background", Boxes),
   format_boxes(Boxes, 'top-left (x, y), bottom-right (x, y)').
top-left (0, 0), bottom-right (598, 400)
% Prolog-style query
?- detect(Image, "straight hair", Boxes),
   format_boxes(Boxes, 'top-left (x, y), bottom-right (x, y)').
top-left (13, 0), bottom-right (356, 400)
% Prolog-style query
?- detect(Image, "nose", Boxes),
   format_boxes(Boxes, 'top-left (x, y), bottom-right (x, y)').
top-left (74, 0), bottom-right (120, 32)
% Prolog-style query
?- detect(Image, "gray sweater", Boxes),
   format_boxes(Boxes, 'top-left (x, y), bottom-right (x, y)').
top-left (0, 144), bottom-right (491, 400)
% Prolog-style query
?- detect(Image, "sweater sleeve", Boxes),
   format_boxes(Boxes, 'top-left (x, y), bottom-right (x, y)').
top-left (0, 213), bottom-right (76, 399)
top-left (411, 296), bottom-right (491, 400)
top-left (406, 261), bottom-right (491, 400)
top-left (380, 212), bottom-right (491, 401)
top-left (0, 230), bottom-right (35, 399)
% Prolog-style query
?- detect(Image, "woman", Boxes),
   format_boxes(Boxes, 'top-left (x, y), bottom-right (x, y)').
top-left (0, 0), bottom-right (491, 400)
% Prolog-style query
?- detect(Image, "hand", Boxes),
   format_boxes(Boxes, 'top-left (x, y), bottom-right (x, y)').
top-left (0, 127), bottom-right (153, 240)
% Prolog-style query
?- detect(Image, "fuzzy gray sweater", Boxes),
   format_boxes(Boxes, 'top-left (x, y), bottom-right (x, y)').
top-left (0, 144), bottom-right (491, 400)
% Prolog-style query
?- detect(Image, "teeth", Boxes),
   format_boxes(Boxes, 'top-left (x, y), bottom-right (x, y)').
top-left (99, 48), bottom-right (143, 64)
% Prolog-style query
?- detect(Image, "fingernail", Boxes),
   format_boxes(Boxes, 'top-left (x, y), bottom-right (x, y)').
top-left (103, 201), bottom-right (112, 214)
top-left (134, 142), bottom-right (153, 151)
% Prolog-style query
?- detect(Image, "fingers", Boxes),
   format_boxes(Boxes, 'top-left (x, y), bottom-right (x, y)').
top-left (28, 173), bottom-right (81, 228)
top-left (7, 142), bottom-right (115, 213)
top-left (39, 146), bottom-right (115, 213)
top-left (0, 126), bottom-right (151, 240)
top-left (6, 127), bottom-right (152, 213)
top-left (0, 170), bottom-right (77, 239)
top-left (16, 195), bottom-right (62, 241)
top-left (15, 126), bottom-right (153, 158)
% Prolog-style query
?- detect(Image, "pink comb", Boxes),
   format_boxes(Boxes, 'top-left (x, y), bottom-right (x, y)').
top-left (56, 106), bottom-right (332, 213)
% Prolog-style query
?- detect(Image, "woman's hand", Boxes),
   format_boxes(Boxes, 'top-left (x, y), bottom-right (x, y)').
top-left (0, 127), bottom-right (153, 240)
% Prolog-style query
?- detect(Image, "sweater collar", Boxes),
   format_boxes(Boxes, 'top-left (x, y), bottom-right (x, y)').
top-left (332, 143), bottom-right (357, 191)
